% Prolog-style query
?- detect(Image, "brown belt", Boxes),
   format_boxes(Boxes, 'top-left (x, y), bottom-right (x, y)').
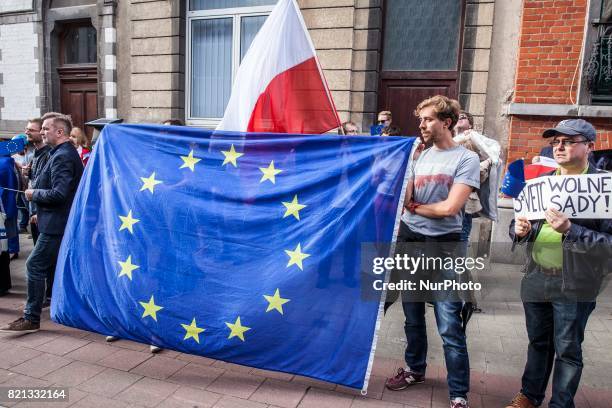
top-left (539, 267), bottom-right (561, 276)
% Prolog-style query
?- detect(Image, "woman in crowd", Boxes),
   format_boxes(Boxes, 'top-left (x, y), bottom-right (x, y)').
top-left (70, 127), bottom-right (92, 166)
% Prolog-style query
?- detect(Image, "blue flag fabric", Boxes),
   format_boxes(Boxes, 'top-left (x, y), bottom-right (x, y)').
top-left (51, 124), bottom-right (414, 389)
top-left (501, 158), bottom-right (526, 198)
top-left (0, 138), bottom-right (25, 156)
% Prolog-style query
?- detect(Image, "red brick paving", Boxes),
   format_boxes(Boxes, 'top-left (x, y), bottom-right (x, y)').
top-left (1, 240), bottom-right (611, 407)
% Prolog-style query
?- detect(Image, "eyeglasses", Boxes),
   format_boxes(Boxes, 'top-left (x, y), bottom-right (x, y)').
top-left (549, 139), bottom-right (589, 147)
top-left (458, 115), bottom-right (468, 120)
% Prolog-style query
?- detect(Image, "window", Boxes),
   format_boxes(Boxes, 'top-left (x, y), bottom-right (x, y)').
top-left (60, 23), bottom-right (97, 65)
top-left (585, 0), bottom-right (612, 104)
top-left (187, 0), bottom-right (276, 127)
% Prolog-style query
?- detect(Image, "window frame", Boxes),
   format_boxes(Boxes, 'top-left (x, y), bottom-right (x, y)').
top-left (186, 5), bottom-right (275, 128)
top-left (580, 0), bottom-right (612, 106)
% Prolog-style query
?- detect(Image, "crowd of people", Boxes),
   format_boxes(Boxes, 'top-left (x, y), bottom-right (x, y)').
top-left (0, 100), bottom-right (609, 408)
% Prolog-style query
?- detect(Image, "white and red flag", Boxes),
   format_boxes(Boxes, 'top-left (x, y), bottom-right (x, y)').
top-left (217, 0), bottom-right (341, 134)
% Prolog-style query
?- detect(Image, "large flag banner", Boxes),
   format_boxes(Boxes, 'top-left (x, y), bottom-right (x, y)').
top-left (51, 124), bottom-right (415, 390)
top-left (217, 0), bottom-right (341, 134)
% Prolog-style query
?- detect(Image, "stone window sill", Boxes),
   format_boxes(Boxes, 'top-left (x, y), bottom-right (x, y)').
top-left (507, 103), bottom-right (612, 118)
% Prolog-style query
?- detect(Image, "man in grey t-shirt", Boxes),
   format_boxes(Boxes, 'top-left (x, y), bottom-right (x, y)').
top-left (385, 96), bottom-right (479, 408)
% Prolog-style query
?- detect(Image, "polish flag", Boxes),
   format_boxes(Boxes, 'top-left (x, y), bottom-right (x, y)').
top-left (525, 156), bottom-right (559, 180)
top-left (217, 0), bottom-right (341, 134)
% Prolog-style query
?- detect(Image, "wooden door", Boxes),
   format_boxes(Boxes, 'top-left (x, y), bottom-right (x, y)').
top-left (58, 22), bottom-right (98, 140)
top-left (378, 0), bottom-right (466, 136)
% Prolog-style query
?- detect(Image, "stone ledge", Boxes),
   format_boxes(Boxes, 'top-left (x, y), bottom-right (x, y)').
top-left (507, 103), bottom-right (612, 118)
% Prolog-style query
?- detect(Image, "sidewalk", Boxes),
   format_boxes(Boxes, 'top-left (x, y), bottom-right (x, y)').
top-left (1, 236), bottom-right (611, 408)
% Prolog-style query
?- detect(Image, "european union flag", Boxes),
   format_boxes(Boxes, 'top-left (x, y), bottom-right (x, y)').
top-left (52, 124), bottom-right (414, 390)
top-left (0, 137), bottom-right (25, 156)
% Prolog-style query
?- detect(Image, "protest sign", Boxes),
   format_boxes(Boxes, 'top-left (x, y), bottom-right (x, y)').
top-left (513, 173), bottom-right (611, 220)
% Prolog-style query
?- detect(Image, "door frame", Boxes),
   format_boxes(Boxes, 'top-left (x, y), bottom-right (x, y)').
top-left (377, 0), bottom-right (467, 116)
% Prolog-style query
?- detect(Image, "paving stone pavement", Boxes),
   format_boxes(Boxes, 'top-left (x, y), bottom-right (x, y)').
top-left (0, 236), bottom-right (611, 408)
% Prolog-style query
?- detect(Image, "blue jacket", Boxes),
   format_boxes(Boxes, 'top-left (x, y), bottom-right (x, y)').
top-left (32, 141), bottom-right (83, 235)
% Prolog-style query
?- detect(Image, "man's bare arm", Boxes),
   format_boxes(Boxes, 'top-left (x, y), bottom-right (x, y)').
top-left (414, 183), bottom-right (473, 219)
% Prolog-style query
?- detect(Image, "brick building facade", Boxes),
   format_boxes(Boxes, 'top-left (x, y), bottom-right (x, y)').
top-left (0, 0), bottom-right (501, 143)
top-left (506, 0), bottom-right (612, 163)
top-left (1, 1), bottom-right (608, 164)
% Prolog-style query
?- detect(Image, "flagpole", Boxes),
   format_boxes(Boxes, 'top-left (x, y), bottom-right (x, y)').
top-left (361, 137), bottom-right (416, 395)
top-left (0, 186), bottom-right (23, 193)
top-left (290, 0), bottom-right (343, 131)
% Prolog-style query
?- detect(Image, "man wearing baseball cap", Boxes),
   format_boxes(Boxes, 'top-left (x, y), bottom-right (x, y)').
top-left (506, 118), bottom-right (611, 408)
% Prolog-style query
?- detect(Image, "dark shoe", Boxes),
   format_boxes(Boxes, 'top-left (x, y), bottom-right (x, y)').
top-left (472, 305), bottom-right (483, 313)
top-left (450, 397), bottom-right (469, 408)
top-left (10, 253), bottom-right (18, 261)
top-left (385, 368), bottom-right (425, 391)
top-left (505, 393), bottom-right (536, 408)
top-left (19, 227), bottom-right (28, 234)
top-left (0, 289), bottom-right (9, 297)
top-left (0, 317), bottom-right (40, 333)
top-left (42, 299), bottom-right (51, 309)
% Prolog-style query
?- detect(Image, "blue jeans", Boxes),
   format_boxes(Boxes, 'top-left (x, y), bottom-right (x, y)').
top-left (521, 272), bottom-right (596, 407)
top-left (24, 233), bottom-right (63, 324)
top-left (402, 301), bottom-right (470, 399)
top-left (458, 213), bottom-right (473, 257)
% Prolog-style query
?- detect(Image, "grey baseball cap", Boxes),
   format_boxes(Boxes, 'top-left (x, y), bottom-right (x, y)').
top-left (542, 119), bottom-right (597, 141)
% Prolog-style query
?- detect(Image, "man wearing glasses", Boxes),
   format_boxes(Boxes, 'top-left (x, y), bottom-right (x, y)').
top-left (507, 119), bottom-right (611, 408)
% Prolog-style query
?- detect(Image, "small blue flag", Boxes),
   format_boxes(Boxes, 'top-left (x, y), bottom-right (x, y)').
top-left (52, 124), bottom-right (415, 390)
top-left (370, 124), bottom-right (384, 136)
top-left (0, 138), bottom-right (25, 156)
top-left (501, 158), bottom-right (526, 198)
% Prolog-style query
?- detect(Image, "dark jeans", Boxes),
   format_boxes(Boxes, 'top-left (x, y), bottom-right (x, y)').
top-left (17, 193), bottom-right (29, 229)
top-left (24, 233), bottom-right (63, 324)
top-left (403, 301), bottom-right (470, 399)
top-left (27, 222), bottom-right (53, 299)
top-left (521, 271), bottom-right (596, 408)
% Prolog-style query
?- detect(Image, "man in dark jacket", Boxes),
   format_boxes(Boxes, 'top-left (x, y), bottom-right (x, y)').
top-left (506, 119), bottom-right (611, 408)
top-left (0, 112), bottom-right (83, 332)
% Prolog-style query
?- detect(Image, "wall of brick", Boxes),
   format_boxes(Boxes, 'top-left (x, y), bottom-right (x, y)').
top-left (505, 0), bottom-right (612, 164)
top-left (0, 0), bottom-right (33, 14)
top-left (513, 0), bottom-right (586, 105)
top-left (507, 116), bottom-right (611, 164)
top-left (0, 22), bottom-right (40, 122)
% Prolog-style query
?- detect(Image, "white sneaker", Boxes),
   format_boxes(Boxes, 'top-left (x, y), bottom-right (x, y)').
top-left (105, 335), bottom-right (119, 342)
top-left (150, 345), bottom-right (161, 353)
top-left (450, 397), bottom-right (469, 408)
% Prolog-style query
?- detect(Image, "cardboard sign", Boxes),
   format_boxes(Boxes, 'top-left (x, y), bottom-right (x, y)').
top-left (513, 173), bottom-right (611, 220)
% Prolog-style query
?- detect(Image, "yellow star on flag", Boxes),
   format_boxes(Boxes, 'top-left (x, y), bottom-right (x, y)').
top-left (285, 243), bottom-right (310, 270)
top-left (118, 255), bottom-right (139, 280)
top-left (259, 161), bottom-right (282, 184)
top-left (139, 295), bottom-right (163, 321)
top-left (180, 150), bottom-right (201, 172)
top-left (181, 318), bottom-right (205, 343)
top-left (282, 195), bottom-right (306, 220)
top-left (140, 172), bottom-right (162, 193)
top-left (221, 144), bottom-right (244, 167)
top-left (119, 210), bottom-right (139, 234)
top-left (226, 317), bottom-right (251, 342)
top-left (264, 289), bottom-right (290, 315)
